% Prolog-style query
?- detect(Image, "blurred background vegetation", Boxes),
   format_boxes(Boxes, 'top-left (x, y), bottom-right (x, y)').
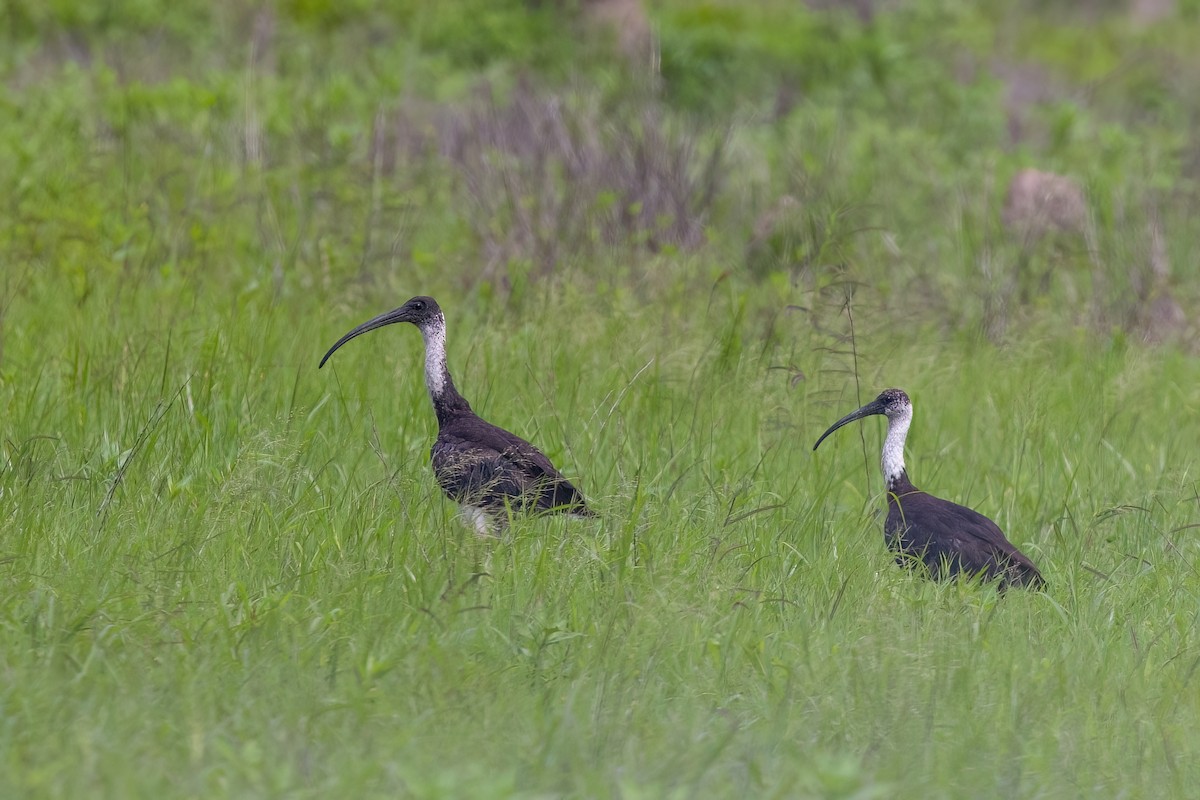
top-left (3, 0), bottom-right (1197, 347)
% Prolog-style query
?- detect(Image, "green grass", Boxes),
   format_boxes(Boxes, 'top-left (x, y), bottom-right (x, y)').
top-left (4, 1), bottom-right (1200, 796)
top-left (6, 254), bottom-right (1200, 797)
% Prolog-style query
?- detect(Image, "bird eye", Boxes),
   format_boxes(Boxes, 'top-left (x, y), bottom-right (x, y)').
top-left (413, 300), bottom-right (425, 310)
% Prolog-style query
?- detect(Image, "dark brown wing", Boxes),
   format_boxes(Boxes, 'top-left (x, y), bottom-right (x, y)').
top-left (887, 490), bottom-right (1044, 589)
top-left (432, 417), bottom-right (592, 516)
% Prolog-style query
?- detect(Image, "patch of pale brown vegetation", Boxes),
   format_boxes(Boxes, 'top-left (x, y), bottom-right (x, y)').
top-left (381, 79), bottom-right (724, 277)
top-left (745, 195), bottom-right (804, 276)
top-left (992, 61), bottom-right (1063, 145)
top-left (1002, 168), bottom-right (1088, 239)
top-left (1130, 0), bottom-right (1176, 26)
top-left (803, 0), bottom-right (892, 23)
top-left (583, 0), bottom-right (653, 65)
top-left (1137, 217), bottom-right (1187, 344)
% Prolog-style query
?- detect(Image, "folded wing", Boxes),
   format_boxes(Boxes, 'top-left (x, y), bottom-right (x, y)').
top-left (433, 420), bottom-right (592, 515)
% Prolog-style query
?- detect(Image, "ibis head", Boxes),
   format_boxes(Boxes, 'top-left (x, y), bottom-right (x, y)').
top-left (813, 388), bottom-right (911, 451)
top-left (319, 296), bottom-right (443, 369)
top-left (814, 388), bottom-right (913, 486)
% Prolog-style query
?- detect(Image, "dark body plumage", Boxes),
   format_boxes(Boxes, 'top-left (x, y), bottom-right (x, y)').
top-left (428, 401), bottom-right (592, 519)
top-left (320, 296), bottom-right (592, 535)
top-left (814, 388), bottom-right (1044, 590)
top-left (883, 469), bottom-right (1043, 588)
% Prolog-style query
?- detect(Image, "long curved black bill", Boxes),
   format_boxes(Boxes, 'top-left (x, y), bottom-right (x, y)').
top-left (319, 307), bottom-right (411, 368)
top-left (812, 398), bottom-right (887, 451)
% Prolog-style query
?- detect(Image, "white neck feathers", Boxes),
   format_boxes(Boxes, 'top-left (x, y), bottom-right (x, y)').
top-left (420, 315), bottom-right (448, 399)
top-left (881, 406), bottom-right (911, 486)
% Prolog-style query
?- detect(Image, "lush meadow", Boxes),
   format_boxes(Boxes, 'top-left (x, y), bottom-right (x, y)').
top-left (3, 1), bottom-right (1200, 796)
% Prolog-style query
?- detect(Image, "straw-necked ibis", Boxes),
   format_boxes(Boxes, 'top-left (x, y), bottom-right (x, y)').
top-left (320, 296), bottom-right (594, 536)
top-left (813, 389), bottom-right (1044, 590)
